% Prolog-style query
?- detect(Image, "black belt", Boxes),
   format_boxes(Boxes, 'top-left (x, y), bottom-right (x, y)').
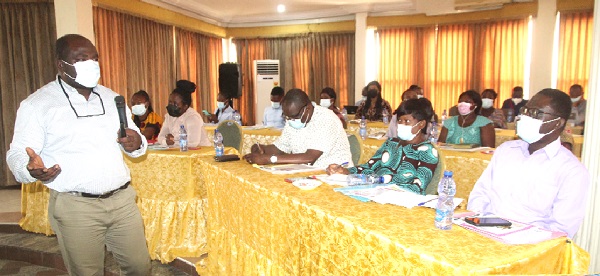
top-left (68, 182), bottom-right (130, 199)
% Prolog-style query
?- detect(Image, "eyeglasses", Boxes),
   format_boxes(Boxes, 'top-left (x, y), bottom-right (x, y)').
top-left (58, 77), bottom-right (105, 118)
top-left (284, 104), bottom-right (307, 121)
top-left (519, 107), bottom-right (559, 120)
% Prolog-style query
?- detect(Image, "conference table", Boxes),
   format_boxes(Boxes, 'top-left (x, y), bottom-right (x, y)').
top-left (19, 126), bottom-right (589, 273)
top-left (198, 156), bottom-right (589, 274)
top-left (20, 146), bottom-right (238, 263)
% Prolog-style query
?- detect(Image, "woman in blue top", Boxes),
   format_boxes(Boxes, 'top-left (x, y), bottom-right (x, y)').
top-left (326, 98), bottom-right (439, 195)
top-left (439, 90), bottom-right (495, 147)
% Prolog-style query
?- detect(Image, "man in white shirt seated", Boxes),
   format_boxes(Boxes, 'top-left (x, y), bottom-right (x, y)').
top-left (262, 86), bottom-right (285, 128)
top-left (467, 89), bottom-right (590, 238)
top-left (244, 89), bottom-right (352, 167)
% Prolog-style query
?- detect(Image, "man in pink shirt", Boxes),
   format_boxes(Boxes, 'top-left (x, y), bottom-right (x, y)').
top-left (468, 89), bottom-right (590, 238)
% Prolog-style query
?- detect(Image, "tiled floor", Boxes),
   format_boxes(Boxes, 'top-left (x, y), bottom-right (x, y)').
top-left (0, 185), bottom-right (196, 275)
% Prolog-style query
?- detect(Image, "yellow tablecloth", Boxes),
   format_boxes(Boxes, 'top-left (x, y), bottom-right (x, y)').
top-left (199, 156), bottom-right (590, 274)
top-left (205, 125), bottom-right (282, 155)
top-left (20, 147), bottom-right (237, 263)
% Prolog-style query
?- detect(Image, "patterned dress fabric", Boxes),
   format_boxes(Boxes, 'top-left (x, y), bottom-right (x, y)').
top-left (348, 139), bottom-right (438, 194)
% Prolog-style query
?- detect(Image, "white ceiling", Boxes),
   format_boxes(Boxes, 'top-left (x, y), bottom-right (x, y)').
top-left (142, 0), bottom-right (530, 27)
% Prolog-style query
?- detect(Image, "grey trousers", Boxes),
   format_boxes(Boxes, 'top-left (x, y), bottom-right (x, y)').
top-left (48, 185), bottom-right (151, 276)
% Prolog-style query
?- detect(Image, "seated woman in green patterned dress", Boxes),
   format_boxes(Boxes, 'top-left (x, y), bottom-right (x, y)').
top-left (326, 98), bottom-right (439, 195)
top-left (438, 90), bottom-right (495, 148)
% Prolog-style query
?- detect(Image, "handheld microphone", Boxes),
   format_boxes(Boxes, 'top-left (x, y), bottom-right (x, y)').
top-left (114, 96), bottom-right (128, 138)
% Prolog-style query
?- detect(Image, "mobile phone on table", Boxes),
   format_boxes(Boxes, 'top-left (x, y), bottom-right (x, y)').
top-left (465, 217), bottom-right (512, 227)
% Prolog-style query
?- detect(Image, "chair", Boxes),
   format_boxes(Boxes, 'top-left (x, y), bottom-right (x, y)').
top-left (425, 145), bottom-right (445, 195)
top-left (443, 154), bottom-right (490, 209)
top-left (216, 120), bottom-right (243, 152)
top-left (347, 133), bottom-right (362, 166)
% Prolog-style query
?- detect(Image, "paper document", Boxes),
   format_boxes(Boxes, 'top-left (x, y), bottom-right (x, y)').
top-left (367, 132), bottom-right (387, 140)
top-left (254, 164), bottom-right (323, 174)
top-left (453, 218), bottom-right (566, 244)
top-left (334, 184), bottom-right (463, 209)
top-left (314, 174), bottom-right (349, 186)
top-left (439, 145), bottom-right (493, 152)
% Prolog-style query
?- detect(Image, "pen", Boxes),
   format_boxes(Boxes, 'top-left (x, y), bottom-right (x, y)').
top-left (340, 162), bottom-right (349, 168)
top-left (255, 143), bottom-right (263, 153)
top-left (417, 197), bottom-right (438, 206)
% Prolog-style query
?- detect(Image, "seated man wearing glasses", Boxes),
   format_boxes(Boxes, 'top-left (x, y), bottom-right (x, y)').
top-left (6, 34), bottom-right (150, 275)
top-left (467, 89), bottom-right (590, 238)
top-left (243, 88), bottom-right (352, 167)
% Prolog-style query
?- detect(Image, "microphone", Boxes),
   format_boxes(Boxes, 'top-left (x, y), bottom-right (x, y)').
top-left (114, 96), bottom-right (128, 138)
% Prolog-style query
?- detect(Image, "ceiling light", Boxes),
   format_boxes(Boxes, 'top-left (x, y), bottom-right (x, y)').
top-left (277, 4), bottom-right (285, 13)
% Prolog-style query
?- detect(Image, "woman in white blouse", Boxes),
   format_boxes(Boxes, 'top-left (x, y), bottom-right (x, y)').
top-left (157, 80), bottom-right (211, 147)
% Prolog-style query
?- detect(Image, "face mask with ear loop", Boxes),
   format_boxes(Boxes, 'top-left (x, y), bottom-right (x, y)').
top-left (61, 59), bottom-right (101, 88)
top-left (516, 115), bottom-right (561, 144)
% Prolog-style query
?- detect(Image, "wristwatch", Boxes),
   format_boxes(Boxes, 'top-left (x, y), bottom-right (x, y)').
top-left (270, 155), bottom-right (278, 164)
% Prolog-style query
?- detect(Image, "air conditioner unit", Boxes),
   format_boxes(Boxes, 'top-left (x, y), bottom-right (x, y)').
top-left (253, 60), bottom-right (280, 125)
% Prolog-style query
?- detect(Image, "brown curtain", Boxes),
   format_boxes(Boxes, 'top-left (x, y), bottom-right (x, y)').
top-left (0, 1), bottom-right (56, 186)
top-left (94, 7), bottom-right (175, 119)
top-left (234, 32), bottom-right (354, 125)
top-left (377, 19), bottom-right (528, 115)
top-left (175, 28), bottom-right (222, 115)
top-left (557, 11), bottom-right (593, 95)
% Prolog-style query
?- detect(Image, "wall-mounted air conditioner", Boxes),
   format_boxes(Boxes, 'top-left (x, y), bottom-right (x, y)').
top-left (253, 60), bottom-right (280, 125)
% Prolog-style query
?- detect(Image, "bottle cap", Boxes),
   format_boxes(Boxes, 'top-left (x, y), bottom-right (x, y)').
top-left (443, 170), bottom-right (453, 177)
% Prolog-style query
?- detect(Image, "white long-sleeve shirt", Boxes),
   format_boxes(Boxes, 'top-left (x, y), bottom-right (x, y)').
top-left (157, 107), bottom-right (211, 147)
top-left (6, 76), bottom-right (147, 194)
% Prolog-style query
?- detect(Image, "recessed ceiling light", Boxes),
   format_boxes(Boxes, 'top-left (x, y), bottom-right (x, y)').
top-left (277, 4), bottom-right (285, 13)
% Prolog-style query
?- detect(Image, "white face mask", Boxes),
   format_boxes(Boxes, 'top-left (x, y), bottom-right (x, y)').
top-left (131, 104), bottom-right (147, 116)
top-left (571, 96), bottom-right (581, 103)
top-left (397, 123), bottom-right (420, 141)
top-left (512, 98), bottom-right (523, 105)
top-left (271, 101), bottom-right (281, 109)
top-left (457, 102), bottom-right (474, 116)
top-left (481, 98), bottom-right (494, 109)
top-left (61, 59), bottom-right (101, 88)
top-left (319, 99), bottom-right (332, 108)
top-left (516, 115), bottom-right (560, 144)
top-left (217, 101), bottom-right (226, 109)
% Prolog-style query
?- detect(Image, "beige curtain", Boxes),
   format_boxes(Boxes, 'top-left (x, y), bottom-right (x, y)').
top-left (377, 19), bottom-right (528, 115)
top-left (377, 27), bottom-right (435, 110)
top-left (474, 19), bottom-right (528, 107)
top-left (175, 28), bottom-right (222, 115)
top-left (0, 1), bottom-right (56, 186)
top-left (234, 33), bottom-right (355, 125)
top-left (557, 11), bottom-right (593, 95)
top-left (93, 7), bottom-right (175, 119)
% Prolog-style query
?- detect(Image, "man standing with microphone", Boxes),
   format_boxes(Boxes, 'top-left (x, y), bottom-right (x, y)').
top-left (6, 34), bottom-right (150, 275)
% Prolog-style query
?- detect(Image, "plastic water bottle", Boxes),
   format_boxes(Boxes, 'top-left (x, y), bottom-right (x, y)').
top-left (214, 129), bottom-right (224, 156)
top-left (233, 110), bottom-right (242, 125)
top-left (179, 124), bottom-right (188, 152)
top-left (382, 109), bottom-right (389, 125)
top-left (359, 116), bottom-right (367, 140)
top-left (430, 121), bottom-right (439, 143)
top-left (341, 108), bottom-right (348, 122)
top-left (441, 109), bottom-right (447, 126)
top-left (347, 174), bottom-right (384, 186)
top-left (435, 171), bottom-right (456, 230)
top-left (506, 108), bottom-right (514, 123)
